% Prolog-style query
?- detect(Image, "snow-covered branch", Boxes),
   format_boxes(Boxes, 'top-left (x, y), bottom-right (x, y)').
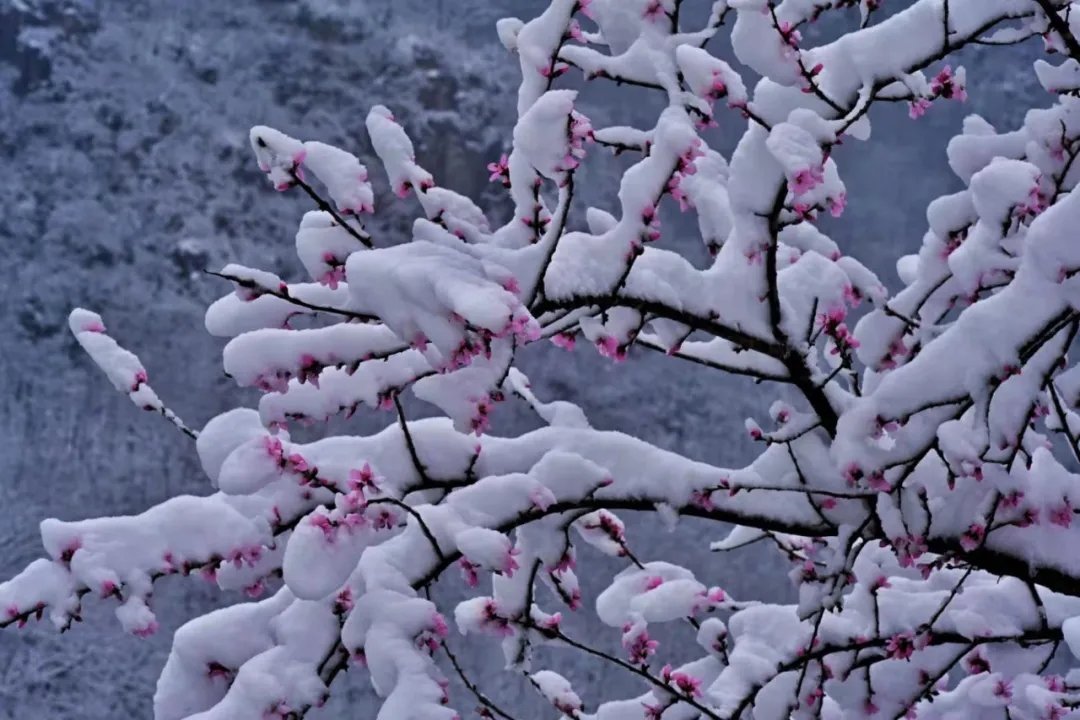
top-left (10, 0), bottom-right (1080, 718)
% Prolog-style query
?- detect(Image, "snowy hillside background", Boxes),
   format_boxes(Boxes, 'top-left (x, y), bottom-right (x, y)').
top-left (0, 0), bottom-right (1044, 717)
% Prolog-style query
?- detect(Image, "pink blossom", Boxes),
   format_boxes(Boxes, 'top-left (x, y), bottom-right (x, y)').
top-left (690, 488), bottom-right (715, 510)
top-left (643, 575), bottom-right (664, 591)
top-left (1045, 704), bottom-right (1067, 720)
top-left (596, 335), bottom-right (627, 361)
top-left (469, 397), bottom-right (493, 435)
top-left (1000, 490), bottom-right (1025, 509)
top-left (296, 354), bottom-right (324, 388)
top-left (959, 523), bottom-right (985, 551)
top-left (309, 513), bottom-right (337, 541)
top-left (909, 97), bottom-right (932, 119)
top-left (552, 331), bottom-right (576, 350)
top-left (348, 463), bottom-right (381, 495)
top-left (964, 651), bottom-right (991, 674)
top-left (487, 154), bottom-right (510, 186)
top-left (130, 368), bottom-right (148, 392)
top-left (886, 632), bottom-right (916, 660)
top-left (777, 21), bottom-right (801, 48)
top-left (263, 700), bottom-right (295, 719)
top-left (582, 510), bottom-right (626, 548)
top-left (286, 452), bottom-right (309, 473)
top-left (930, 65), bottom-right (966, 101)
top-left (1048, 501), bottom-right (1073, 528)
top-left (693, 587), bottom-right (726, 613)
top-left (707, 71), bottom-right (728, 101)
top-left (459, 557), bottom-right (481, 587)
top-left (549, 550), bottom-right (576, 574)
top-left (642, 702), bottom-right (666, 720)
top-left (57, 539), bottom-right (82, 564)
top-left (866, 472), bottom-right (890, 492)
top-left (539, 63), bottom-right (569, 79)
top-left (1018, 508), bottom-right (1041, 528)
top-left (318, 266), bottom-right (346, 289)
top-left (667, 175), bottom-right (692, 210)
top-left (643, 0), bottom-right (664, 21)
top-left (843, 463), bottom-right (863, 487)
top-left (132, 620), bottom-right (160, 638)
top-left (370, 507), bottom-right (397, 531)
top-left (341, 511), bottom-right (367, 531)
top-left (622, 625), bottom-right (659, 664)
top-left (334, 587), bottom-right (354, 615)
top-left (430, 612), bottom-right (450, 638)
top-left (670, 671), bottom-right (702, 697)
top-left (207, 661), bottom-right (232, 681)
top-left (789, 165), bottom-right (825, 195)
top-left (567, 18), bottom-right (584, 42)
top-left (828, 192), bottom-right (847, 217)
top-left (5, 605), bottom-right (24, 628)
top-left (530, 488), bottom-right (554, 511)
top-left (500, 546), bottom-right (522, 577)
top-left (480, 599), bottom-right (515, 637)
top-left (566, 587), bottom-right (583, 611)
top-left (895, 535), bottom-right (928, 568)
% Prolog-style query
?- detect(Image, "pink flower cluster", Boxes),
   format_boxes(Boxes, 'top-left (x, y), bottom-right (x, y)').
top-left (318, 250), bottom-right (347, 289)
top-left (817, 305), bottom-right (860, 356)
top-left (551, 331), bottom-right (577, 350)
top-left (459, 557), bottom-right (482, 588)
top-left (487, 154), bottom-right (510, 187)
top-left (910, 65), bottom-right (967, 119)
top-left (789, 164), bottom-right (824, 196)
top-left (257, 147), bottom-right (306, 193)
top-left (439, 309), bottom-right (540, 376)
top-left (395, 176), bottom-right (435, 199)
top-left (784, 155), bottom-right (847, 221)
top-left (559, 110), bottom-right (595, 179)
top-left (415, 612), bottom-right (450, 654)
top-left (580, 509), bottom-right (626, 553)
top-left (477, 599), bottom-right (515, 638)
top-left (660, 664), bottom-right (703, 697)
top-left (595, 334), bottom-right (627, 362)
top-left (622, 623), bottom-right (660, 664)
top-left (1014, 181), bottom-right (1050, 220)
top-left (340, 462), bottom-right (382, 510)
top-left (339, 170), bottom-right (374, 215)
top-left (468, 390), bottom-right (505, 435)
top-left (668, 139), bottom-right (706, 211)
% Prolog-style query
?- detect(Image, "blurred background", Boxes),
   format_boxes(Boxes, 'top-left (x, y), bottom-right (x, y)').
top-left (0, 0), bottom-right (1046, 717)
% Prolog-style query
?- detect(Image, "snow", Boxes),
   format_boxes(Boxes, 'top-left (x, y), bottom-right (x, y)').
top-left (8, 0), bottom-right (1080, 718)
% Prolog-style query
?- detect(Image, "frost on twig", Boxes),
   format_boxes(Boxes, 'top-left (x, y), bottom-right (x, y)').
top-left (68, 309), bottom-right (197, 440)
